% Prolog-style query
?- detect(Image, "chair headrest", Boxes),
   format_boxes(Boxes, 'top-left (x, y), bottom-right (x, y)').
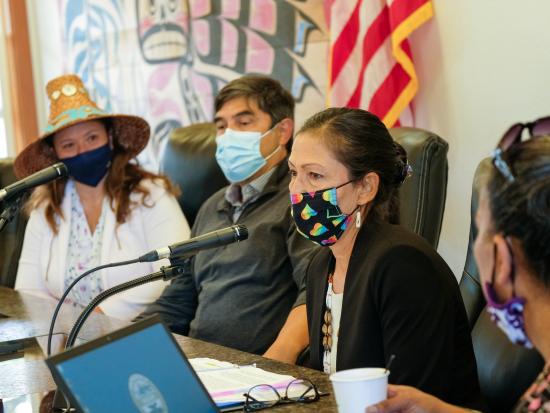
top-left (390, 127), bottom-right (449, 248)
top-left (161, 123), bottom-right (228, 227)
top-left (463, 159), bottom-right (493, 284)
top-left (459, 158), bottom-right (494, 327)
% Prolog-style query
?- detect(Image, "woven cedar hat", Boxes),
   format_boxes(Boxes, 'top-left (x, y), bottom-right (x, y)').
top-left (14, 74), bottom-right (150, 179)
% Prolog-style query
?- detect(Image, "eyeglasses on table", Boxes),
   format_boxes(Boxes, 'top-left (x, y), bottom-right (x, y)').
top-left (242, 378), bottom-right (325, 411)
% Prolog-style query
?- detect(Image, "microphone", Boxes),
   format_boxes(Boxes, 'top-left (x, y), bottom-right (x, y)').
top-left (0, 162), bottom-right (68, 202)
top-left (138, 224), bottom-right (248, 262)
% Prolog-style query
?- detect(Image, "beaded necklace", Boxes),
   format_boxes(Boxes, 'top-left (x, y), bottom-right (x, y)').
top-left (321, 274), bottom-right (338, 374)
top-left (322, 274), bottom-right (334, 348)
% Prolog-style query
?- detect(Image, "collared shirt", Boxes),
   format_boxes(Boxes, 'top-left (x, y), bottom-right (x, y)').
top-left (224, 167), bottom-right (277, 222)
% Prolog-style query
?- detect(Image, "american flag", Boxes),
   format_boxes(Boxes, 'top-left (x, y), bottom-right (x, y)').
top-left (326, 0), bottom-right (433, 127)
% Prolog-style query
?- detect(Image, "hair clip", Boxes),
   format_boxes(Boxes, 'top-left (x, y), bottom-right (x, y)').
top-left (492, 148), bottom-right (515, 183)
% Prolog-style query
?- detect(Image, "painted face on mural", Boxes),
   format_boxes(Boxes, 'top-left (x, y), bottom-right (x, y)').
top-left (62, 1), bottom-right (324, 167)
top-left (136, 0), bottom-right (191, 63)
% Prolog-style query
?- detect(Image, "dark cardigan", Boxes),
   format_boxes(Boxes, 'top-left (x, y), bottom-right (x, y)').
top-left (306, 216), bottom-right (484, 410)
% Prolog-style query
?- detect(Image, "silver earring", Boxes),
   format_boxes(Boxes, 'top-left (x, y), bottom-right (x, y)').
top-left (355, 210), bottom-right (361, 228)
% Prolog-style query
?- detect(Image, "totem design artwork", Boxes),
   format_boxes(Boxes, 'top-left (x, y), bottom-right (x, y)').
top-left (61, 0), bottom-right (327, 168)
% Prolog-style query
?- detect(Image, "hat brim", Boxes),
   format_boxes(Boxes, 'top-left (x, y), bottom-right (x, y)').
top-left (14, 114), bottom-right (150, 179)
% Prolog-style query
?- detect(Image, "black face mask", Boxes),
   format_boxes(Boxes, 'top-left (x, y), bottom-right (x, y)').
top-left (290, 180), bottom-right (358, 246)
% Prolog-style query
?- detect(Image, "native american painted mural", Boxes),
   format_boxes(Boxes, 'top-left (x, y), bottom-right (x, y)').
top-left (58, 0), bottom-right (328, 168)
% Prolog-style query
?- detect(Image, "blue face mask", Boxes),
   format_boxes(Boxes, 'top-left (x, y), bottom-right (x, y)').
top-left (62, 143), bottom-right (112, 187)
top-left (215, 125), bottom-right (280, 183)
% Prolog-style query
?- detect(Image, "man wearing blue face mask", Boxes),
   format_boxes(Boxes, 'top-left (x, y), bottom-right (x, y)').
top-left (137, 75), bottom-right (318, 361)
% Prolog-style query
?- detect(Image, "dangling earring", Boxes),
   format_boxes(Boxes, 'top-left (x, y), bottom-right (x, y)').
top-left (355, 210), bottom-right (361, 228)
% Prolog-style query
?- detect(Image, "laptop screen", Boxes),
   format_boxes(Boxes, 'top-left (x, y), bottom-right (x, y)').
top-left (47, 317), bottom-right (219, 413)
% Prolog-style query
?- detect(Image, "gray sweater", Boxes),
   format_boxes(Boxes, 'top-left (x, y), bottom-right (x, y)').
top-left (138, 162), bottom-right (318, 354)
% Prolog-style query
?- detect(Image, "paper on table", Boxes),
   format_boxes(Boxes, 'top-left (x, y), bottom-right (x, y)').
top-left (189, 358), bottom-right (296, 405)
top-left (190, 358), bottom-right (240, 372)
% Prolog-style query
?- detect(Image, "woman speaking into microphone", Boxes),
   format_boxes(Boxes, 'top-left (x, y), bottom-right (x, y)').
top-left (14, 74), bottom-right (190, 320)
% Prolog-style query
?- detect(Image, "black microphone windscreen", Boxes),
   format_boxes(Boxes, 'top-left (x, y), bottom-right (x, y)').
top-left (234, 224), bottom-right (248, 241)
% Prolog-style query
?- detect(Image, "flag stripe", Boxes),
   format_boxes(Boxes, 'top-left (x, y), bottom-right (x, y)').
top-left (389, 0), bottom-right (430, 31)
top-left (346, 6), bottom-right (390, 108)
top-left (329, 0), bottom-right (360, 41)
top-left (358, 37), bottom-right (394, 110)
top-left (329, 0), bottom-right (362, 85)
top-left (386, 3), bottom-right (433, 126)
top-left (329, 0), bottom-right (384, 106)
top-left (368, 62), bottom-right (410, 118)
top-left (384, 75), bottom-right (417, 127)
top-left (328, 0), bottom-right (433, 127)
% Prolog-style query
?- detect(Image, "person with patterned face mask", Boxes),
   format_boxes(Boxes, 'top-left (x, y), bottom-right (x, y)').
top-left (366, 131), bottom-right (550, 413)
top-left (289, 108), bottom-right (484, 410)
top-left (14, 74), bottom-right (190, 320)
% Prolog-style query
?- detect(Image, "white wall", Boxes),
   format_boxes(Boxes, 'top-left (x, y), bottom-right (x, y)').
top-left (26, 0), bottom-right (63, 129)
top-left (410, 0), bottom-right (550, 278)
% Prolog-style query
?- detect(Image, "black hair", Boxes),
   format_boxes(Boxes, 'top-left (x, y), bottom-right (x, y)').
top-left (215, 75), bottom-right (295, 151)
top-left (297, 107), bottom-right (409, 224)
top-left (487, 136), bottom-right (550, 286)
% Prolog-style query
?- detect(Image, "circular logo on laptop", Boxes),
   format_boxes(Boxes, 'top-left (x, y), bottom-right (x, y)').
top-left (128, 373), bottom-right (168, 413)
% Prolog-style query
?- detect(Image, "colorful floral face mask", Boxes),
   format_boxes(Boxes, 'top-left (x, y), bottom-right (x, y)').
top-left (290, 181), bottom-right (357, 246)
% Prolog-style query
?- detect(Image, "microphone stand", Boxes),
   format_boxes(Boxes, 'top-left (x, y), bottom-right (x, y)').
top-left (47, 258), bottom-right (141, 356)
top-left (52, 264), bottom-right (186, 412)
top-left (0, 193), bottom-right (26, 233)
top-left (64, 265), bottom-right (185, 349)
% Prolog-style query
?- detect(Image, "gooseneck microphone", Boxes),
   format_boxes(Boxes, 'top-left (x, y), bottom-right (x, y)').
top-left (138, 224), bottom-right (249, 262)
top-left (47, 224), bottom-right (249, 356)
top-left (0, 162), bottom-right (68, 202)
top-left (52, 226), bottom-right (250, 411)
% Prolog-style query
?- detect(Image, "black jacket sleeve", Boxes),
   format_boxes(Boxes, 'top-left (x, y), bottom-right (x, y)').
top-left (372, 244), bottom-right (467, 401)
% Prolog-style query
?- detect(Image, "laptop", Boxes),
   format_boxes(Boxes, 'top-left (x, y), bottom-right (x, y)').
top-left (46, 315), bottom-right (220, 413)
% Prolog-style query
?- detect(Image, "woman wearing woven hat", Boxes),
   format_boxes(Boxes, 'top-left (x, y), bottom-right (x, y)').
top-left (14, 74), bottom-right (190, 320)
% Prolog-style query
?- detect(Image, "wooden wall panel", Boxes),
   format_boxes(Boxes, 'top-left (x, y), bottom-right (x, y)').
top-left (1, 0), bottom-right (38, 153)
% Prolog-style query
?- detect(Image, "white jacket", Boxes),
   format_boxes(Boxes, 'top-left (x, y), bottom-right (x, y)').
top-left (15, 179), bottom-right (190, 320)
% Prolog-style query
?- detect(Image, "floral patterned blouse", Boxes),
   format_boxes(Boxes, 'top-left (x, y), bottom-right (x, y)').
top-left (515, 364), bottom-right (550, 412)
top-left (63, 180), bottom-right (108, 307)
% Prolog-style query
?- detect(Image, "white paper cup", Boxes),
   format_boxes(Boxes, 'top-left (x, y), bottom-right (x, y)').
top-left (329, 368), bottom-right (389, 413)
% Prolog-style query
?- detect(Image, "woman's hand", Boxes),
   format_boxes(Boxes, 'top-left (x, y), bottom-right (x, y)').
top-left (365, 385), bottom-right (470, 413)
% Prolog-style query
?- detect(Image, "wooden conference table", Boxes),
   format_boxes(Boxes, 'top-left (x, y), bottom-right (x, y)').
top-left (0, 287), bottom-right (337, 412)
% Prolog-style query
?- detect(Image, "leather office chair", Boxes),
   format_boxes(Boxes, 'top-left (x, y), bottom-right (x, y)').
top-left (0, 158), bottom-right (27, 288)
top-left (161, 123), bottom-right (228, 227)
top-left (459, 159), bottom-right (544, 413)
top-left (390, 127), bottom-right (448, 248)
